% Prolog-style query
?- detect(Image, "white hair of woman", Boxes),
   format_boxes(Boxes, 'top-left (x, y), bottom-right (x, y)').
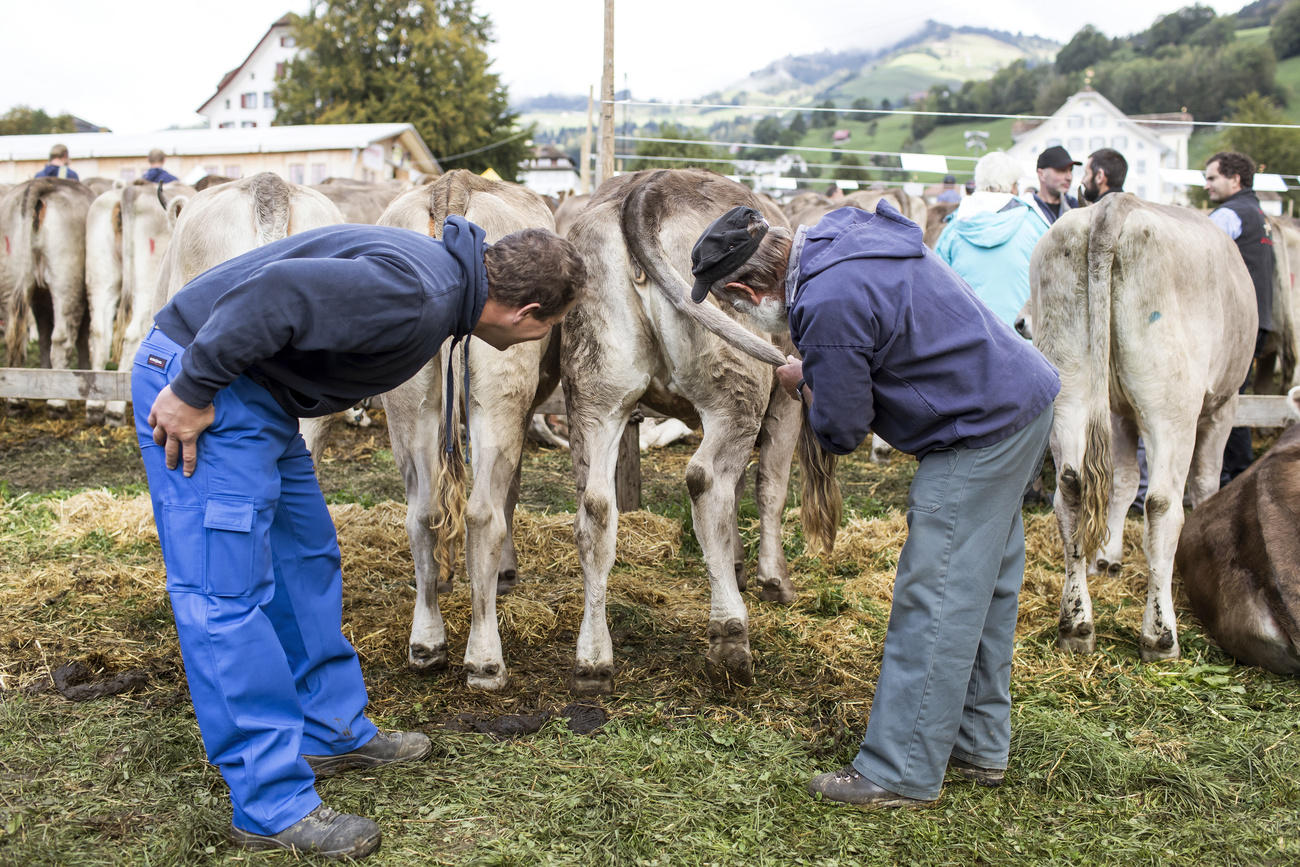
top-left (973, 151), bottom-right (1025, 194)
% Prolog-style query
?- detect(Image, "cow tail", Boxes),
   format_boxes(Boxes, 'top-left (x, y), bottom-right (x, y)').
top-left (5, 181), bottom-right (52, 366)
top-left (110, 198), bottom-right (129, 364)
top-left (1077, 196), bottom-right (1134, 559)
top-left (796, 403), bottom-right (841, 555)
top-left (432, 343), bottom-right (469, 586)
top-left (249, 173), bottom-right (291, 246)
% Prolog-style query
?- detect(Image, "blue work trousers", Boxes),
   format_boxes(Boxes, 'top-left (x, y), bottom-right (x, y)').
top-left (132, 328), bottom-right (377, 835)
top-left (853, 405), bottom-right (1053, 800)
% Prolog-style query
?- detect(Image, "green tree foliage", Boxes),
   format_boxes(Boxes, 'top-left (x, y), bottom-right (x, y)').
top-left (788, 112), bottom-right (807, 137)
top-left (1138, 4), bottom-right (1217, 53)
top-left (0, 106), bottom-right (77, 136)
top-left (1057, 25), bottom-right (1114, 74)
top-left (1271, 0), bottom-right (1300, 59)
top-left (624, 123), bottom-right (716, 171)
top-left (274, 0), bottom-right (527, 179)
top-left (753, 116), bottom-right (785, 146)
top-left (810, 100), bottom-right (837, 128)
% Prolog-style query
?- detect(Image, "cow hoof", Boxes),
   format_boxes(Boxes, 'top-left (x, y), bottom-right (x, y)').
top-left (45, 399), bottom-right (71, 418)
top-left (570, 662), bottom-right (615, 695)
top-left (408, 643), bottom-right (449, 672)
top-left (734, 560), bottom-right (748, 592)
top-left (1139, 633), bottom-right (1180, 662)
top-left (1095, 559), bottom-right (1123, 574)
top-left (496, 569), bottom-right (519, 596)
top-left (757, 579), bottom-right (796, 605)
top-left (85, 408), bottom-right (105, 427)
top-left (104, 414), bottom-right (125, 429)
top-left (1056, 625), bottom-right (1096, 655)
top-left (466, 662), bottom-right (509, 692)
top-left (705, 618), bottom-right (753, 687)
top-left (436, 579), bottom-right (453, 594)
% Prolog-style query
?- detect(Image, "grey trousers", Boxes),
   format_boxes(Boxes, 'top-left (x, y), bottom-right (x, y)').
top-left (852, 405), bottom-right (1053, 800)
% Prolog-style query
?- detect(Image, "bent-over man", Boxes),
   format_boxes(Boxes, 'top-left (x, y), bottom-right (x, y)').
top-left (134, 219), bottom-right (586, 858)
top-left (689, 200), bottom-right (1058, 808)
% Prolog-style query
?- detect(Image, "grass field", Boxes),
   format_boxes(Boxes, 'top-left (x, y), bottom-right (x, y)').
top-left (1, 406), bottom-right (1297, 865)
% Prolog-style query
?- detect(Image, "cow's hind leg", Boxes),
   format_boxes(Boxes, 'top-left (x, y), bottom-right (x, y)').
top-left (690, 410), bottom-right (761, 687)
top-left (1096, 414), bottom-right (1139, 572)
top-left (730, 471), bottom-right (748, 592)
top-left (1186, 398), bottom-right (1235, 507)
top-left (753, 383), bottom-right (800, 603)
top-left (1052, 401), bottom-right (1097, 653)
top-left (1137, 423), bottom-right (1195, 661)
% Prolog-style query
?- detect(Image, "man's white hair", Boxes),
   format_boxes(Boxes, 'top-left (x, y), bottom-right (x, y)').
top-left (974, 151), bottom-right (1026, 194)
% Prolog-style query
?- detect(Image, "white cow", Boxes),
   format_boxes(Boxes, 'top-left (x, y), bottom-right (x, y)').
top-left (377, 170), bottom-right (562, 690)
top-left (562, 169), bottom-right (840, 694)
top-left (1030, 193), bottom-right (1257, 660)
top-left (1, 178), bottom-right (95, 413)
top-left (310, 178), bottom-right (409, 225)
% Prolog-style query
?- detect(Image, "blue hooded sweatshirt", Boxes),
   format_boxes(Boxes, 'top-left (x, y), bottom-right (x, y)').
top-left (933, 199), bottom-right (1047, 327)
top-left (154, 218), bottom-right (487, 417)
top-left (787, 202), bottom-right (1059, 458)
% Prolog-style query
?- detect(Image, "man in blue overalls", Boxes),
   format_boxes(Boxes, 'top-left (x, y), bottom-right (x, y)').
top-left (133, 218), bottom-right (586, 859)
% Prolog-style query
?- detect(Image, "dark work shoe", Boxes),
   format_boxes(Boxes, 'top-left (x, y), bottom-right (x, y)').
top-left (305, 730), bottom-right (432, 779)
top-left (807, 765), bottom-right (933, 809)
top-left (229, 804), bottom-right (380, 860)
top-left (948, 756), bottom-right (1005, 787)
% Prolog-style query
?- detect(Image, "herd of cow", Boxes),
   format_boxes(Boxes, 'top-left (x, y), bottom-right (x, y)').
top-left (1, 167), bottom-right (1297, 690)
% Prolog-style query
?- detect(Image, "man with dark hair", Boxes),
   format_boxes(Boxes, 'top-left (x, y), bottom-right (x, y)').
top-left (133, 219), bottom-right (585, 859)
top-left (143, 148), bottom-right (179, 184)
top-left (689, 202), bottom-right (1058, 810)
top-left (35, 143), bottom-right (79, 180)
top-left (1028, 145), bottom-right (1079, 224)
top-left (1081, 148), bottom-right (1127, 202)
top-left (936, 174), bottom-right (962, 203)
top-left (1206, 150), bottom-right (1275, 484)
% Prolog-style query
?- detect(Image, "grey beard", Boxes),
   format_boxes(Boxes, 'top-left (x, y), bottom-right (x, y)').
top-left (731, 294), bottom-right (789, 334)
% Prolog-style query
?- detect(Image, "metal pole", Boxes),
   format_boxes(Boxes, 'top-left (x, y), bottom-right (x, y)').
top-left (598, 0), bottom-right (615, 187)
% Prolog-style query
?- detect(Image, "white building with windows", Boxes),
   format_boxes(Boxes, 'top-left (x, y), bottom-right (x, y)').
top-left (517, 145), bottom-right (581, 197)
top-left (197, 13), bottom-right (299, 130)
top-left (1008, 89), bottom-right (1193, 204)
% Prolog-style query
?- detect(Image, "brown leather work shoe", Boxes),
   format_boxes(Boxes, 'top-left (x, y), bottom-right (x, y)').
top-left (304, 730), bottom-right (432, 779)
top-left (948, 756), bottom-right (1005, 787)
top-left (807, 765), bottom-right (934, 809)
top-left (229, 804), bottom-right (380, 860)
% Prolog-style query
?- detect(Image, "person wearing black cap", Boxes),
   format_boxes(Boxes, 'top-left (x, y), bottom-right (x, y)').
top-left (936, 174), bottom-right (962, 204)
top-left (1028, 145), bottom-right (1079, 224)
top-left (690, 201), bottom-right (1059, 810)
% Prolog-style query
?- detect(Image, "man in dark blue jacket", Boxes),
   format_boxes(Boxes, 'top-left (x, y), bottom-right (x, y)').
top-left (142, 148), bottom-right (179, 183)
top-left (134, 218), bottom-right (585, 858)
top-left (690, 201), bottom-right (1059, 809)
top-left (34, 143), bottom-right (79, 180)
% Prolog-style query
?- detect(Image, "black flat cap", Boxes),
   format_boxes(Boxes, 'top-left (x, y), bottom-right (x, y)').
top-left (690, 206), bottom-right (767, 303)
top-left (1037, 145), bottom-right (1081, 170)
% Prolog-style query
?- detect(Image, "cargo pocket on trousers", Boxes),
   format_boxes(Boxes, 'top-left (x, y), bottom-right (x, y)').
top-left (907, 449), bottom-right (958, 514)
top-left (202, 495), bottom-right (258, 597)
top-left (160, 505), bottom-right (205, 593)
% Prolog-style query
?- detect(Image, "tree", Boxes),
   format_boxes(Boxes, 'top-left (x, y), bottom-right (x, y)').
top-left (624, 123), bottom-right (715, 171)
top-left (787, 112), bottom-right (807, 137)
top-left (753, 116), bottom-right (785, 146)
top-left (274, 0), bottom-right (528, 179)
top-left (0, 105), bottom-right (78, 136)
top-left (1272, 0), bottom-right (1300, 60)
top-left (1215, 92), bottom-right (1300, 210)
top-left (1056, 25), bottom-right (1113, 74)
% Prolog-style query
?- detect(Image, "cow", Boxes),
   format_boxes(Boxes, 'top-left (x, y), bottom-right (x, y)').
top-left (149, 172), bottom-right (345, 454)
top-left (1, 178), bottom-right (95, 414)
top-left (561, 168), bottom-right (840, 694)
top-left (782, 191), bottom-right (836, 231)
top-left (1259, 215), bottom-right (1300, 393)
top-left (553, 192), bottom-right (591, 239)
top-left (310, 177), bottom-right (409, 224)
top-left (1030, 193), bottom-right (1257, 661)
top-left (84, 180), bottom-right (194, 425)
top-left (924, 200), bottom-right (959, 249)
top-left (373, 170), bottom-right (561, 690)
top-left (1174, 387), bottom-right (1300, 674)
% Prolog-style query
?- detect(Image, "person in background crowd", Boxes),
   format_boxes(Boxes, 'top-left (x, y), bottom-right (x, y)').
top-left (35, 143), bottom-right (79, 180)
top-left (143, 148), bottom-right (179, 184)
top-left (1027, 145), bottom-right (1079, 224)
top-left (1205, 150), bottom-right (1276, 485)
top-left (1081, 148), bottom-right (1126, 202)
top-left (936, 174), bottom-right (962, 203)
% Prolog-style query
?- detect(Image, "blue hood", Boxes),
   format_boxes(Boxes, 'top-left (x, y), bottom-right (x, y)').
top-left (940, 204), bottom-right (1035, 248)
top-left (798, 204), bottom-right (924, 284)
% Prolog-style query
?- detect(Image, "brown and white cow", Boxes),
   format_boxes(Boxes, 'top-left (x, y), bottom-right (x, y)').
top-left (376, 170), bottom-right (561, 689)
top-left (1, 178), bottom-right (96, 413)
top-left (1175, 387), bottom-right (1300, 674)
top-left (561, 169), bottom-right (840, 694)
top-left (1030, 193), bottom-right (1257, 660)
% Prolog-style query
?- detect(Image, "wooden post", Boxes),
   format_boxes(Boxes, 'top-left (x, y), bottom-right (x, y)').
top-left (598, 0), bottom-right (615, 187)
top-left (580, 85), bottom-right (594, 194)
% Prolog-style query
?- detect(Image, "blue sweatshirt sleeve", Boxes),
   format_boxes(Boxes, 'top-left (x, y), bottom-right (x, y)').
top-left (793, 274), bottom-right (880, 456)
top-left (169, 254), bottom-right (428, 408)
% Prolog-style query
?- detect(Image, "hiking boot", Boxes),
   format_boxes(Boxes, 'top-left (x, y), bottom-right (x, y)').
top-left (948, 756), bottom-right (1005, 787)
top-left (229, 804), bottom-right (380, 860)
top-left (807, 765), bottom-right (933, 809)
top-left (305, 730), bottom-right (432, 779)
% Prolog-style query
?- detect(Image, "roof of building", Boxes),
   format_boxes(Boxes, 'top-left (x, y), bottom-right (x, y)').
top-left (197, 12), bottom-right (295, 114)
top-left (1011, 89), bottom-right (1178, 154)
top-left (0, 124), bottom-right (441, 174)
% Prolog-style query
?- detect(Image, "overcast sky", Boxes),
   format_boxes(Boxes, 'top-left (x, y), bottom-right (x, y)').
top-left (0, 0), bottom-right (1248, 134)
